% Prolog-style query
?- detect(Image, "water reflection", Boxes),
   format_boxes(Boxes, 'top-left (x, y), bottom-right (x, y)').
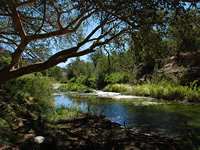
top-left (54, 93), bottom-right (200, 136)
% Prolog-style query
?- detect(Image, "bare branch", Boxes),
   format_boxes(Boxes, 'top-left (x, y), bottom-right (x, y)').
top-left (15, 0), bottom-right (38, 8)
top-left (65, 4), bottom-right (92, 30)
top-left (0, 13), bottom-right (10, 16)
top-left (34, 0), bottom-right (46, 34)
top-left (100, 28), bottom-right (131, 45)
top-left (8, 39), bottom-right (30, 70)
top-left (27, 10), bottom-right (97, 41)
top-left (7, 0), bottom-right (26, 40)
top-left (0, 32), bottom-right (18, 35)
top-left (72, 10), bottom-right (97, 32)
top-left (27, 28), bottom-right (74, 41)
top-left (61, 7), bottom-right (76, 14)
top-left (52, 3), bottom-right (63, 29)
top-left (0, 45), bottom-right (79, 85)
top-left (0, 35), bottom-right (18, 46)
top-left (0, 23), bottom-right (130, 85)
top-left (0, 40), bottom-right (16, 45)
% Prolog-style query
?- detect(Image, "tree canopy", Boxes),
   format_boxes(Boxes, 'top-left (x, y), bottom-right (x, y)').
top-left (0, 0), bottom-right (199, 85)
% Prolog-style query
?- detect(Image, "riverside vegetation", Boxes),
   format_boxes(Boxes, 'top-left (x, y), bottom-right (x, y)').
top-left (1, 71), bottom-right (200, 149)
top-left (1, 60), bottom-right (200, 149)
top-left (0, 73), bottom-right (180, 150)
top-left (103, 80), bottom-right (200, 103)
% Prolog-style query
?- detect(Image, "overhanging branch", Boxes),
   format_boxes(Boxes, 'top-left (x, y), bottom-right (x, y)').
top-left (0, 24), bottom-right (129, 85)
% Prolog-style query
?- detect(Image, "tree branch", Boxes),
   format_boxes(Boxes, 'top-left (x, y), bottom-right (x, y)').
top-left (27, 28), bottom-right (75, 41)
top-left (27, 10), bottom-right (97, 41)
top-left (9, 39), bottom-right (30, 70)
top-left (52, 3), bottom-right (63, 29)
top-left (0, 13), bottom-right (10, 16)
top-left (0, 32), bottom-right (18, 35)
top-left (72, 10), bottom-right (98, 32)
top-left (15, 0), bottom-right (38, 8)
top-left (0, 35), bottom-right (18, 46)
top-left (0, 24), bottom-right (129, 85)
top-left (7, 0), bottom-right (26, 40)
top-left (34, 0), bottom-right (46, 34)
top-left (65, 4), bottom-right (92, 30)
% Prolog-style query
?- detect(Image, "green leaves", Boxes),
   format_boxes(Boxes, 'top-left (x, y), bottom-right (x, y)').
top-left (0, 56), bottom-right (11, 69)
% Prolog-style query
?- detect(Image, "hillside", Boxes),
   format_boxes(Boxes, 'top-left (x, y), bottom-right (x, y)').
top-left (162, 51), bottom-right (200, 85)
top-left (140, 51), bottom-right (200, 86)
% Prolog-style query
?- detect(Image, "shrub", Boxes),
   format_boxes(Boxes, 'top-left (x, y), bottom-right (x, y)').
top-left (46, 105), bottom-right (81, 122)
top-left (1, 73), bottom-right (55, 111)
top-left (104, 73), bottom-right (129, 84)
top-left (76, 75), bottom-right (97, 88)
top-left (104, 84), bottom-right (132, 94)
top-left (58, 83), bottom-right (94, 92)
top-left (180, 130), bottom-right (200, 150)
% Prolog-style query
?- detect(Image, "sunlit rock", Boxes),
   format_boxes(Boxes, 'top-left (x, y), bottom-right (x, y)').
top-left (33, 136), bottom-right (52, 144)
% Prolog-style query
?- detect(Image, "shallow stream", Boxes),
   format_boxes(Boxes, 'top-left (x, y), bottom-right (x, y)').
top-left (54, 91), bottom-right (200, 136)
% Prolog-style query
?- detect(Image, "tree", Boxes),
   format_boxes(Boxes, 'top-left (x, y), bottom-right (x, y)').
top-left (167, 10), bottom-right (200, 55)
top-left (0, 0), bottom-right (199, 85)
top-left (66, 57), bottom-right (86, 80)
top-left (46, 66), bottom-right (64, 81)
top-left (128, 27), bottom-right (168, 66)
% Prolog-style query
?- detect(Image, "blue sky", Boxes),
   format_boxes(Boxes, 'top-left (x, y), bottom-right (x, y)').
top-left (57, 21), bottom-right (100, 68)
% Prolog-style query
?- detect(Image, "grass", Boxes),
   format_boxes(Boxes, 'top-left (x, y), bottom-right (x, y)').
top-left (45, 105), bottom-right (82, 122)
top-left (103, 80), bottom-right (200, 103)
top-left (58, 83), bottom-right (94, 93)
top-left (103, 84), bottom-right (132, 93)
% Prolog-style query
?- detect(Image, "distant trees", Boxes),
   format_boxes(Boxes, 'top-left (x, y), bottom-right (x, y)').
top-left (41, 66), bottom-right (65, 81)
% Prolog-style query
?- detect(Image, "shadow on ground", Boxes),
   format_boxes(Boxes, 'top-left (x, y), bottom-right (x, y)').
top-left (1, 114), bottom-right (180, 150)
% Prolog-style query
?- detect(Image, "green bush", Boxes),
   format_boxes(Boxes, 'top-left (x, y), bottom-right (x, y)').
top-left (76, 75), bottom-right (88, 85)
top-left (0, 57), bottom-right (12, 69)
top-left (180, 130), bottom-right (200, 150)
top-left (58, 83), bottom-right (94, 92)
top-left (88, 76), bottom-right (98, 88)
top-left (104, 84), bottom-right (132, 93)
top-left (76, 75), bottom-right (98, 88)
top-left (46, 105), bottom-right (81, 122)
top-left (1, 73), bottom-right (55, 111)
top-left (104, 73), bottom-right (129, 84)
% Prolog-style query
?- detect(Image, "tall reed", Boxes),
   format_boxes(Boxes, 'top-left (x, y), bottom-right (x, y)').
top-left (103, 80), bottom-right (200, 102)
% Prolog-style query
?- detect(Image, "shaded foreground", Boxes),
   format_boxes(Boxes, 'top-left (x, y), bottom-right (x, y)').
top-left (0, 114), bottom-right (180, 150)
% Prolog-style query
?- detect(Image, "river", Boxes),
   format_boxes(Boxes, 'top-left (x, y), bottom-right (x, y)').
top-left (54, 91), bottom-right (200, 137)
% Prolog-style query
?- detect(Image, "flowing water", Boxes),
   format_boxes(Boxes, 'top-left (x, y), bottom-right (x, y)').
top-left (54, 91), bottom-right (200, 136)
